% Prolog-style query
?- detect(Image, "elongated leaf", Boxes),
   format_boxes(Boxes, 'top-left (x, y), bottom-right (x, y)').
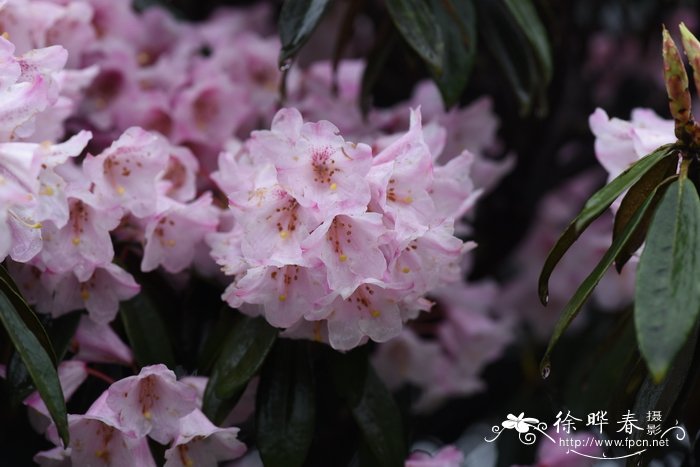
top-left (8, 311), bottom-right (81, 403)
top-left (385, 0), bottom-right (444, 73)
top-left (278, 0), bottom-right (332, 66)
top-left (0, 266), bottom-right (56, 365)
top-left (333, 350), bottom-right (406, 467)
top-left (202, 378), bottom-right (246, 425)
top-left (197, 307), bottom-right (238, 374)
top-left (538, 145), bottom-right (675, 304)
top-left (541, 187), bottom-right (662, 373)
top-left (429, 0), bottom-right (476, 106)
top-left (360, 24), bottom-right (398, 115)
top-left (257, 341), bottom-right (315, 467)
top-left (212, 316), bottom-right (277, 398)
top-left (475, 0), bottom-right (540, 115)
top-left (636, 178), bottom-right (700, 382)
top-left (120, 293), bottom-right (176, 368)
top-left (503, 0), bottom-right (552, 82)
top-left (0, 289), bottom-right (69, 445)
top-left (613, 156), bottom-right (678, 271)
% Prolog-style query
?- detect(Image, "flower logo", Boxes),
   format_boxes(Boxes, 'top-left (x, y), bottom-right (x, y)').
top-left (502, 413), bottom-right (540, 433)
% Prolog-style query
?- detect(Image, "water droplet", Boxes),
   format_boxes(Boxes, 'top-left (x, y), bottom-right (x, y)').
top-left (279, 58), bottom-right (293, 72)
top-left (540, 361), bottom-right (551, 379)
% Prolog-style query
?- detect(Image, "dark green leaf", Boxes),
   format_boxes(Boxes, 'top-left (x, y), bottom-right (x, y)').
top-left (429, 0), bottom-right (476, 106)
top-left (630, 325), bottom-right (697, 448)
top-left (202, 378), bottom-right (246, 425)
top-left (613, 155), bottom-right (678, 271)
top-left (385, 0), bottom-right (445, 72)
top-left (212, 316), bottom-right (277, 398)
top-left (360, 24), bottom-right (398, 115)
top-left (332, 350), bottom-right (406, 467)
top-left (0, 265), bottom-right (56, 365)
top-left (278, 0), bottom-right (332, 66)
top-left (636, 178), bottom-right (700, 382)
top-left (7, 311), bottom-right (81, 403)
top-left (503, 0), bottom-right (552, 82)
top-left (120, 293), bottom-right (176, 368)
top-left (538, 145), bottom-right (675, 305)
top-left (257, 341), bottom-right (315, 467)
top-left (541, 186), bottom-right (663, 373)
top-left (0, 289), bottom-right (69, 445)
top-left (475, 0), bottom-right (542, 115)
top-left (197, 307), bottom-right (238, 374)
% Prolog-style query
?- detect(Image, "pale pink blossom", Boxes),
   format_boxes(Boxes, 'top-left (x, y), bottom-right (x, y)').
top-left (164, 409), bottom-right (247, 467)
top-left (72, 316), bottom-right (133, 365)
top-left (106, 364), bottom-right (197, 444)
top-left (405, 445), bottom-right (464, 467)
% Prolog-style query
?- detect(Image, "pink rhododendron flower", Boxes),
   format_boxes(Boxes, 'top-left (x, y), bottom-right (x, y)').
top-left (72, 316), bottom-right (133, 365)
top-left (405, 445), bottom-right (464, 467)
top-left (373, 281), bottom-right (512, 410)
top-left (106, 364), bottom-right (197, 443)
top-left (164, 409), bottom-right (247, 467)
top-left (212, 108), bottom-right (475, 350)
top-left (512, 429), bottom-right (601, 467)
top-left (589, 108), bottom-right (674, 181)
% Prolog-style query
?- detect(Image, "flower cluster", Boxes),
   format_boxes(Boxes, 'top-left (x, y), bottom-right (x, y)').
top-left (32, 365), bottom-right (246, 467)
top-left (210, 107), bottom-right (479, 350)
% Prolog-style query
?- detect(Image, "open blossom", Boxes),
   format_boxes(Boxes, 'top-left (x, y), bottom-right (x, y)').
top-left (589, 108), bottom-right (674, 181)
top-left (164, 409), bottom-right (247, 467)
top-left (106, 364), bottom-right (198, 444)
top-left (211, 108), bottom-right (475, 350)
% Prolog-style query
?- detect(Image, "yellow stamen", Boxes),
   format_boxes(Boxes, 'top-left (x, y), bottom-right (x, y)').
top-left (279, 230), bottom-right (289, 239)
top-left (165, 239), bottom-right (176, 247)
top-left (80, 289), bottom-right (90, 301)
top-left (116, 185), bottom-right (126, 195)
top-left (40, 186), bottom-right (54, 196)
top-left (313, 322), bottom-right (322, 342)
top-left (72, 237), bottom-right (81, 246)
top-left (1, 32), bottom-right (9, 40)
top-left (330, 182), bottom-right (337, 191)
top-left (278, 294), bottom-right (286, 302)
top-left (370, 310), bottom-right (381, 318)
top-left (339, 254), bottom-right (347, 262)
top-left (402, 267), bottom-right (410, 273)
top-left (402, 196), bottom-right (413, 204)
top-left (143, 410), bottom-right (152, 420)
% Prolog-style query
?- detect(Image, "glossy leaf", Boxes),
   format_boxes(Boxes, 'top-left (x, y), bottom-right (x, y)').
top-left (256, 341), bottom-right (315, 467)
top-left (202, 378), bottom-right (245, 426)
top-left (360, 25), bottom-right (398, 115)
top-left (541, 187), bottom-right (662, 373)
top-left (385, 0), bottom-right (444, 73)
top-left (120, 293), bottom-right (176, 369)
top-left (429, 0), bottom-right (476, 107)
top-left (0, 289), bottom-right (69, 445)
top-left (613, 155), bottom-right (678, 271)
top-left (475, 0), bottom-right (541, 115)
top-left (332, 350), bottom-right (406, 467)
top-left (212, 315), bottom-right (277, 398)
top-left (197, 307), bottom-right (238, 374)
top-left (538, 145), bottom-right (674, 305)
top-left (7, 311), bottom-right (81, 403)
top-left (278, 0), bottom-right (332, 66)
top-left (0, 266), bottom-right (56, 365)
top-left (503, 0), bottom-right (552, 82)
top-left (636, 178), bottom-right (700, 382)
top-left (631, 325), bottom-right (697, 449)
